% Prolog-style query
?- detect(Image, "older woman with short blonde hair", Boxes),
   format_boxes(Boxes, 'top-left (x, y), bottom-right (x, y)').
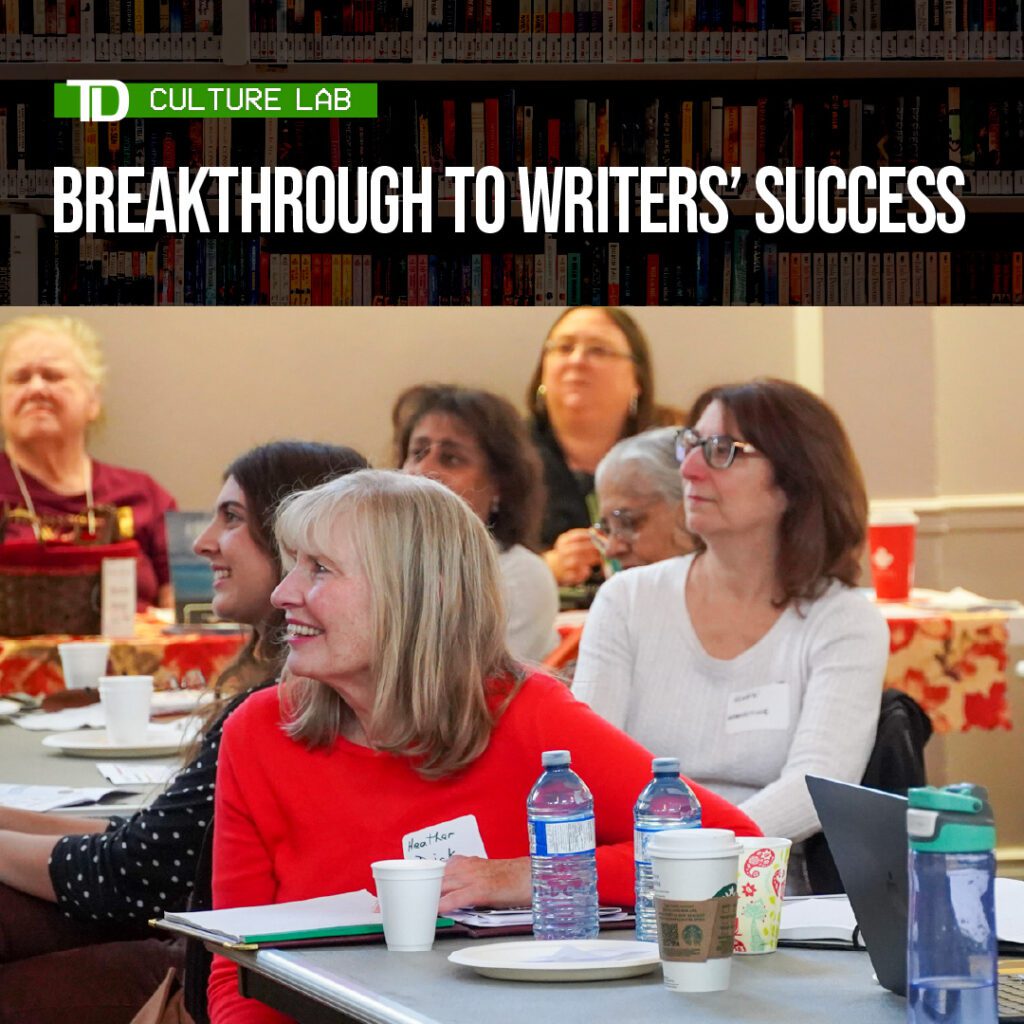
top-left (207, 470), bottom-right (759, 1024)
top-left (0, 314), bottom-right (177, 607)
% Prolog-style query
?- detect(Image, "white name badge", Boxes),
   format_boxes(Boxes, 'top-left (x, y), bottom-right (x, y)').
top-left (725, 682), bottom-right (790, 734)
top-left (402, 814), bottom-right (487, 862)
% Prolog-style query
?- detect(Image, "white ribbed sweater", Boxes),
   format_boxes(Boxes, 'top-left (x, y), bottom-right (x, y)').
top-left (573, 555), bottom-right (890, 841)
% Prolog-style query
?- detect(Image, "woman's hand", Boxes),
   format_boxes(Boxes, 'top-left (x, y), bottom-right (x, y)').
top-left (438, 855), bottom-right (532, 913)
top-left (544, 529), bottom-right (602, 586)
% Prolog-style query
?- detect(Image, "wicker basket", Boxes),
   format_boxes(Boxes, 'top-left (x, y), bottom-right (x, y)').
top-left (0, 540), bottom-right (141, 637)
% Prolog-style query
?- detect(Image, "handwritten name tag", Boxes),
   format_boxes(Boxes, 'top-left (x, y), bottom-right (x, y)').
top-left (402, 814), bottom-right (487, 862)
top-left (724, 682), bottom-right (790, 734)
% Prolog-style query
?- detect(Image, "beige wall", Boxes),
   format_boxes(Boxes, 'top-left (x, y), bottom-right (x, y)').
top-left (5, 307), bottom-right (799, 508)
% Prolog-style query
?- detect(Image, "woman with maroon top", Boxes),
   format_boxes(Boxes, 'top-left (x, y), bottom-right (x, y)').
top-left (0, 315), bottom-right (176, 608)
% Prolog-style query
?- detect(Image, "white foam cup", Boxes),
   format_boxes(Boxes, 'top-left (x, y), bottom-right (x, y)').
top-left (98, 675), bottom-right (153, 746)
top-left (370, 859), bottom-right (446, 952)
top-left (58, 641), bottom-right (111, 690)
top-left (648, 828), bottom-right (741, 993)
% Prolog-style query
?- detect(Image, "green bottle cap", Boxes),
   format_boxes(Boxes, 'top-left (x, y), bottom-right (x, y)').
top-left (907, 784), bottom-right (996, 854)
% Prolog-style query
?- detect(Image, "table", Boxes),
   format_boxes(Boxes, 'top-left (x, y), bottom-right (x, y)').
top-left (877, 589), bottom-right (1024, 732)
top-left (0, 711), bottom-right (176, 812)
top-left (217, 938), bottom-right (904, 1024)
top-left (0, 613), bottom-right (248, 697)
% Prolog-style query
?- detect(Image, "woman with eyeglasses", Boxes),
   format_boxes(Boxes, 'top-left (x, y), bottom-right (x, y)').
top-left (526, 308), bottom-right (681, 588)
top-left (574, 379), bottom-right (888, 866)
top-left (590, 427), bottom-right (694, 573)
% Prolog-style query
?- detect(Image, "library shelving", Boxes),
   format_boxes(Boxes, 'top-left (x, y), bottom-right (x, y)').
top-left (5, 2), bottom-right (1024, 304)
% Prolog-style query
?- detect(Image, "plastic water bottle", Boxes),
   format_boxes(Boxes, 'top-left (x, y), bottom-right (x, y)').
top-left (907, 784), bottom-right (998, 1024)
top-left (633, 757), bottom-right (702, 943)
top-left (527, 749), bottom-right (599, 940)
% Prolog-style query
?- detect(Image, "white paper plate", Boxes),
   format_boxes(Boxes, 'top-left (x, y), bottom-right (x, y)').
top-left (42, 729), bottom-right (185, 758)
top-left (448, 940), bottom-right (661, 982)
top-left (0, 698), bottom-right (21, 717)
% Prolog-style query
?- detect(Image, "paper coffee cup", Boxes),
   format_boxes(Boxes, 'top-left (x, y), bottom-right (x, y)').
top-left (98, 675), bottom-right (153, 746)
top-left (868, 508), bottom-right (918, 602)
top-left (734, 837), bottom-right (791, 955)
top-left (58, 642), bottom-right (111, 690)
top-left (649, 828), bottom-right (740, 993)
top-left (370, 859), bottom-right (446, 952)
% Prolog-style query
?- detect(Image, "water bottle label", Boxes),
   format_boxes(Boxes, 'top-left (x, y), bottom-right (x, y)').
top-left (529, 815), bottom-right (596, 856)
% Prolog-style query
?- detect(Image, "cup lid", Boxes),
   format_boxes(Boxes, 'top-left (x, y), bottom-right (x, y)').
top-left (648, 828), bottom-right (740, 860)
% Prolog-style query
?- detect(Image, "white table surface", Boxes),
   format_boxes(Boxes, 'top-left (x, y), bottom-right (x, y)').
top-left (217, 937), bottom-right (905, 1024)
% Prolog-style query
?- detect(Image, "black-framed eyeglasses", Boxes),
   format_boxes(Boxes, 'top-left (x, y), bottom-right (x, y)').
top-left (675, 428), bottom-right (760, 470)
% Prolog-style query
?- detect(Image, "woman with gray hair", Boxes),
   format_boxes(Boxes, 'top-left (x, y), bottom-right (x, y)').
top-left (206, 470), bottom-right (758, 1024)
top-left (591, 427), bottom-right (693, 573)
top-left (0, 315), bottom-right (176, 607)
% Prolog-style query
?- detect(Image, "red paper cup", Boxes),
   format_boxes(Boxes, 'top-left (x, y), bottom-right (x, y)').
top-left (868, 510), bottom-right (918, 602)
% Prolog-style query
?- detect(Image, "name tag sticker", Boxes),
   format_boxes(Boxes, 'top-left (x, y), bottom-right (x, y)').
top-left (724, 682), bottom-right (789, 734)
top-left (403, 814), bottom-right (487, 862)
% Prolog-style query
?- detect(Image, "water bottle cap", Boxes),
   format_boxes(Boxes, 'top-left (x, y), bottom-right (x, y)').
top-left (647, 828), bottom-right (740, 861)
top-left (541, 749), bottom-right (571, 768)
top-left (907, 784), bottom-right (996, 853)
top-left (651, 757), bottom-right (681, 773)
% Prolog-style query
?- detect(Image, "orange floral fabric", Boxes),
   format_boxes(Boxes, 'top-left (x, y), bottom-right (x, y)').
top-left (884, 613), bottom-right (1010, 733)
top-left (0, 615), bottom-right (247, 697)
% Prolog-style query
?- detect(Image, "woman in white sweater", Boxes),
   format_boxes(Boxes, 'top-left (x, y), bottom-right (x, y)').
top-left (574, 378), bottom-right (889, 849)
top-left (393, 384), bottom-right (559, 662)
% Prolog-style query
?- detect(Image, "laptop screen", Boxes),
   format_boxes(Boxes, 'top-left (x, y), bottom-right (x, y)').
top-left (806, 775), bottom-right (911, 995)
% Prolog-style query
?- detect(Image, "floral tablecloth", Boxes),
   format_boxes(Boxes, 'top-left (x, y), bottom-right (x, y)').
top-left (883, 611), bottom-right (1010, 733)
top-left (0, 615), bottom-right (248, 697)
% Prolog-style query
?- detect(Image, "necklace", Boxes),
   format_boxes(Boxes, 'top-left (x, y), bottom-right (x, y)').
top-left (9, 454), bottom-right (96, 540)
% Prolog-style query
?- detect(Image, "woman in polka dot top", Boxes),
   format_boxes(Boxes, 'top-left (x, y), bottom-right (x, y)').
top-left (0, 440), bottom-right (368, 1024)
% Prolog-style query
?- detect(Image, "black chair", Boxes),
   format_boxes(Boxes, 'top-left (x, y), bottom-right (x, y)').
top-left (802, 688), bottom-right (933, 894)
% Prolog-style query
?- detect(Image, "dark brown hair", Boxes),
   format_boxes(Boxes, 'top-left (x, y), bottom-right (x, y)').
top-left (527, 307), bottom-right (659, 434)
top-left (215, 440), bottom-right (369, 694)
top-left (391, 384), bottom-right (545, 552)
top-left (687, 378), bottom-right (867, 605)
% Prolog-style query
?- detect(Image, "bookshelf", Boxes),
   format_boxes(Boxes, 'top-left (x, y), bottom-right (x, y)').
top-left (5, 3), bottom-right (1024, 304)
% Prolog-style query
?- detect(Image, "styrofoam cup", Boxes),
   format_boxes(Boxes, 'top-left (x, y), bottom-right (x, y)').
top-left (98, 675), bottom-right (153, 746)
top-left (649, 828), bottom-right (741, 993)
top-left (58, 642), bottom-right (111, 690)
top-left (370, 859), bottom-right (446, 952)
top-left (734, 837), bottom-right (792, 954)
top-left (868, 508), bottom-right (918, 601)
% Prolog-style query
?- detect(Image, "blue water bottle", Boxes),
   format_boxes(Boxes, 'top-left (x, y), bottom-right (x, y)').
top-left (527, 749), bottom-right (599, 940)
top-left (907, 784), bottom-right (998, 1024)
top-left (633, 757), bottom-right (702, 943)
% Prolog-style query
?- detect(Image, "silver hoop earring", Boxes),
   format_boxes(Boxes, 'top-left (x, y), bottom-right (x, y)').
top-left (629, 392), bottom-right (639, 417)
top-left (535, 384), bottom-right (547, 416)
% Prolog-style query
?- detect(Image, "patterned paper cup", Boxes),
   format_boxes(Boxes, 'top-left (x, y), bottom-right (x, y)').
top-left (733, 837), bottom-right (791, 955)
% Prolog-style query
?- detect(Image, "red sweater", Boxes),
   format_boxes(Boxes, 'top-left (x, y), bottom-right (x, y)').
top-left (209, 672), bottom-right (760, 1024)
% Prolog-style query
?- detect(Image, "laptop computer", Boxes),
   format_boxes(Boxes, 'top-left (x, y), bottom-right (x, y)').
top-left (806, 775), bottom-right (1024, 1022)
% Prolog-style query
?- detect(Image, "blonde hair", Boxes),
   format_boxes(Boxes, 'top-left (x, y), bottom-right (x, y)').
top-left (275, 470), bottom-right (519, 778)
top-left (0, 315), bottom-right (106, 392)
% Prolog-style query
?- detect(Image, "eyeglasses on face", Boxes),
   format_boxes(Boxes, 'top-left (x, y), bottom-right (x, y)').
top-left (542, 339), bottom-right (637, 364)
top-left (591, 506), bottom-right (652, 544)
top-left (675, 427), bottom-right (760, 470)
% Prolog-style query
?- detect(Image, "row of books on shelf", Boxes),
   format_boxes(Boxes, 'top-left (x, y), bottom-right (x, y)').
top-left (7, 219), bottom-right (1024, 305)
top-left (246, 0), bottom-right (1024, 62)
top-left (4, 85), bottom-right (1022, 200)
top-left (0, 0), bottom-right (221, 60)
